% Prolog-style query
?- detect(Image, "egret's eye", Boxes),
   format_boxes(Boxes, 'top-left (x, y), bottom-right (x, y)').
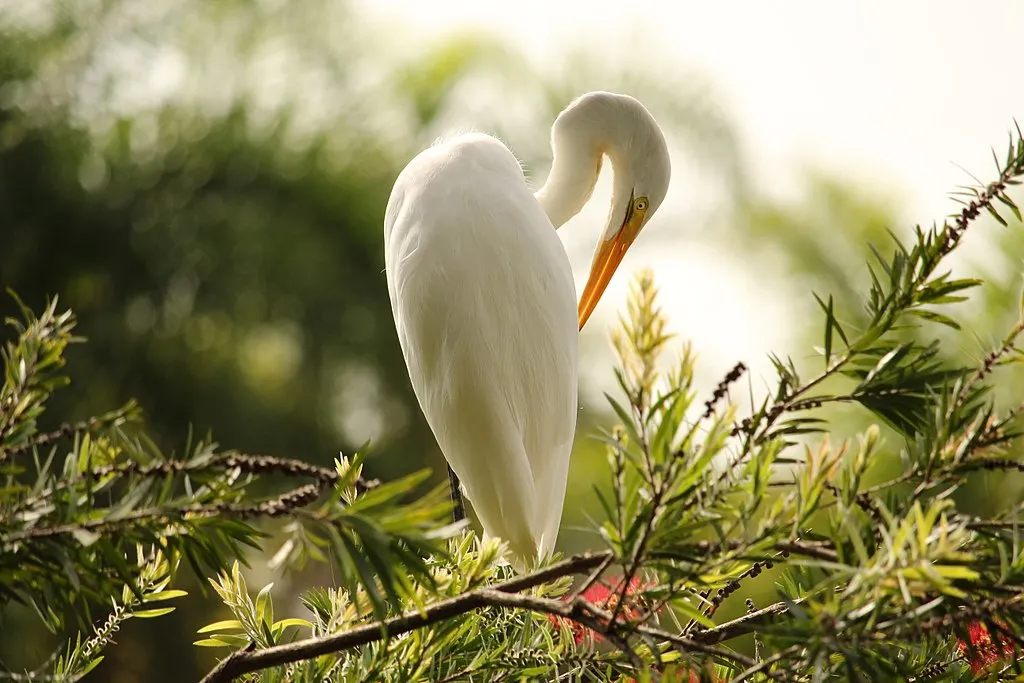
top-left (635, 197), bottom-right (649, 212)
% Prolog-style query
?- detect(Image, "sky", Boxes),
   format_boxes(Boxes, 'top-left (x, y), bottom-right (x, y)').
top-left (356, 0), bottom-right (1023, 217)
top-left (353, 0), bottom-right (1024, 397)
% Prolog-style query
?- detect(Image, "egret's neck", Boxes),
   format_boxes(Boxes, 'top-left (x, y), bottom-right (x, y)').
top-left (534, 133), bottom-right (604, 230)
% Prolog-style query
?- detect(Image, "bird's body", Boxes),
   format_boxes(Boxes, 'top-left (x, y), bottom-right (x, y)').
top-left (385, 134), bottom-right (578, 560)
top-left (385, 92), bottom-right (670, 564)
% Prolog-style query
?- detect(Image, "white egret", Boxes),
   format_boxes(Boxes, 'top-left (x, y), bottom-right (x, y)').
top-left (384, 91), bottom-right (671, 563)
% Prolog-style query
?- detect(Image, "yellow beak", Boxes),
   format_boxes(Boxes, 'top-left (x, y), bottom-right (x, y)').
top-left (577, 213), bottom-right (643, 330)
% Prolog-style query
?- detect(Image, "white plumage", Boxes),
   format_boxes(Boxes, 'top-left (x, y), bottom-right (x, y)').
top-left (384, 92), bottom-right (670, 564)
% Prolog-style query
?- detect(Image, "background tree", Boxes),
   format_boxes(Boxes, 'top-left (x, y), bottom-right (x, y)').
top-left (3, 1), bottom-right (1024, 681)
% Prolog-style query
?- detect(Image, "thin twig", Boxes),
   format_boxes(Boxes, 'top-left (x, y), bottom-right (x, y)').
top-left (569, 552), bottom-right (615, 601)
top-left (731, 171), bottom-right (1011, 450)
top-left (691, 598), bottom-right (803, 645)
top-left (0, 405), bottom-right (137, 461)
top-left (730, 644), bottom-right (802, 683)
top-left (702, 362), bottom-right (747, 420)
top-left (3, 452), bottom-right (381, 546)
top-left (5, 482), bottom-right (327, 545)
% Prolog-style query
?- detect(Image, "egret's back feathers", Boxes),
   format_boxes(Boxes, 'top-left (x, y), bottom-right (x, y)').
top-left (385, 133), bottom-right (578, 562)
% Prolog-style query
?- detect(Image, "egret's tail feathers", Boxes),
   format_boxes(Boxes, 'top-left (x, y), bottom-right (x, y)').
top-left (536, 531), bottom-right (556, 564)
top-left (492, 512), bottom-right (557, 570)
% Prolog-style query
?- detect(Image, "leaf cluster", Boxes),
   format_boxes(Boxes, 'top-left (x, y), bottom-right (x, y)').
top-left (0, 300), bottom-right (454, 680)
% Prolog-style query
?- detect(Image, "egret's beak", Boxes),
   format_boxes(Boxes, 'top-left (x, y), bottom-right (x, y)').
top-left (577, 211), bottom-right (643, 330)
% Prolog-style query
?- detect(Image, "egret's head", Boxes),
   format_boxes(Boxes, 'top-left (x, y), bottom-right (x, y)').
top-left (575, 93), bottom-right (671, 330)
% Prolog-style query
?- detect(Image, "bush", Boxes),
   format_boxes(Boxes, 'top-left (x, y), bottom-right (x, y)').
top-left (3, 130), bottom-right (1024, 682)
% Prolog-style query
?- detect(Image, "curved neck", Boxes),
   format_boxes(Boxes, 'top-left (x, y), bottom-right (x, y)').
top-left (534, 134), bottom-right (604, 230)
top-left (534, 95), bottom-right (638, 234)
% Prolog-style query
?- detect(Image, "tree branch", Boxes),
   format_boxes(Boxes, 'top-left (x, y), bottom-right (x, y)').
top-left (198, 551), bottom-right (612, 683)
top-left (198, 540), bottom-right (803, 683)
top-left (3, 452), bottom-right (380, 546)
top-left (0, 403), bottom-right (138, 461)
top-left (5, 481), bottom-right (325, 545)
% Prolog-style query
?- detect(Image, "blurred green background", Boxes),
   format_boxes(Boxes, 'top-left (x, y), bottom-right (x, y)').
top-left (1, 1), bottom-right (1023, 681)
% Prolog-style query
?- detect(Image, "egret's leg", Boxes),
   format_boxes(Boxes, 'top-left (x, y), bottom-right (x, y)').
top-left (447, 464), bottom-right (466, 522)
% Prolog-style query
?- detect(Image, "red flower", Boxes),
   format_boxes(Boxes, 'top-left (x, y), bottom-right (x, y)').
top-left (548, 576), bottom-right (718, 680)
top-left (548, 575), bottom-right (646, 645)
top-left (956, 620), bottom-right (1015, 674)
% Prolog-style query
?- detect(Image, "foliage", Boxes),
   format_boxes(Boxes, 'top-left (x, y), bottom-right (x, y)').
top-left (0, 297), bottom-right (455, 680)
top-left (0, 4), bottom-right (749, 677)
top-left (53, 548), bottom-right (186, 682)
top-left (4, 2), bottom-right (1024, 681)
top-left (2, 127), bottom-right (1024, 682)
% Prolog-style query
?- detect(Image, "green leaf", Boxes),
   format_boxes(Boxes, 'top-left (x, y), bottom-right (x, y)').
top-left (272, 617), bottom-right (313, 635)
top-left (651, 390), bottom-right (686, 458)
top-left (934, 565), bottom-right (980, 581)
top-left (605, 394), bottom-right (642, 446)
top-left (197, 619), bottom-right (244, 634)
top-left (133, 607), bottom-right (176, 618)
top-left (996, 191), bottom-right (1022, 223)
top-left (340, 532), bottom-right (387, 618)
top-left (71, 528), bottom-right (101, 548)
top-left (907, 308), bottom-right (961, 330)
top-left (79, 656), bottom-right (104, 677)
top-left (255, 582), bottom-right (274, 629)
top-left (862, 346), bottom-right (905, 385)
top-left (193, 634), bottom-right (251, 648)
top-left (986, 203), bottom-right (1008, 226)
top-left (813, 292), bottom-right (843, 365)
top-left (77, 433), bottom-right (92, 473)
top-left (193, 639), bottom-right (230, 648)
top-left (143, 589), bottom-right (188, 602)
